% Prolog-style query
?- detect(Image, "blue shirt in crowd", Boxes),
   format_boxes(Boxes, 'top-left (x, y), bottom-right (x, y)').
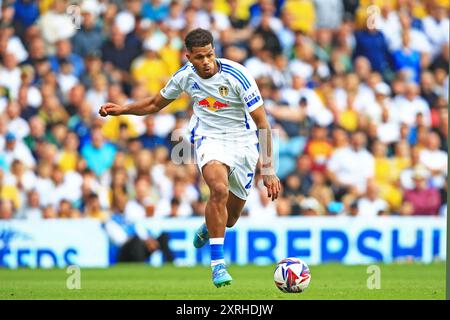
top-left (392, 48), bottom-right (421, 83)
top-left (81, 141), bottom-right (117, 176)
top-left (353, 30), bottom-right (391, 75)
top-left (14, 0), bottom-right (39, 27)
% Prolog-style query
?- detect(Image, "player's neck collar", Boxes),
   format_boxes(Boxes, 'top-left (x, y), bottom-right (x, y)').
top-left (216, 59), bottom-right (222, 73)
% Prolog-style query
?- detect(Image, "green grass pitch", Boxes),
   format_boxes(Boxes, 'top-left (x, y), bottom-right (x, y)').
top-left (0, 262), bottom-right (445, 300)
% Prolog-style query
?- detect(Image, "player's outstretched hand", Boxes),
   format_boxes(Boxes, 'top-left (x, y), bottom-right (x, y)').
top-left (99, 102), bottom-right (126, 117)
top-left (263, 174), bottom-right (281, 201)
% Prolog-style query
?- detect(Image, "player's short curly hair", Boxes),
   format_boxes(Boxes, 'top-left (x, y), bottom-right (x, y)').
top-left (185, 28), bottom-right (214, 52)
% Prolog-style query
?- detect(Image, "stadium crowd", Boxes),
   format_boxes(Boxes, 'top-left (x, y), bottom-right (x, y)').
top-left (0, 0), bottom-right (448, 222)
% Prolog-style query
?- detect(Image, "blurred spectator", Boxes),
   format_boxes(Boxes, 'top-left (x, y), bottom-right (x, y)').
top-left (353, 18), bottom-right (391, 78)
top-left (18, 67), bottom-right (43, 115)
top-left (86, 74), bottom-right (108, 114)
top-left (58, 199), bottom-right (81, 219)
top-left (154, 173), bottom-right (198, 218)
top-left (57, 131), bottom-right (80, 173)
top-left (47, 164), bottom-right (75, 206)
top-left (300, 197), bottom-right (324, 216)
top-left (23, 36), bottom-right (47, 67)
top-left (13, 0), bottom-right (40, 36)
top-left (42, 204), bottom-right (58, 219)
top-left (285, 154), bottom-right (313, 198)
top-left (313, 0), bottom-right (344, 29)
top-left (2, 131), bottom-right (35, 169)
top-left (0, 52), bottom-right (21, 99)
top-left (419, 71), bottom-right (439, 111)
top-left (278, 73), bottom-right (333, 128)
top-left (310, 171), bottom-right (334, 213)
top-left (0, 24), bottom-right (29, 64)
top-left (7, 158), bottom-right (36, 193)
top-left (391, 30), bottom-right (421, 83)
top-left (373, 87), bottom-right (401, 145)
top-left (56, 58), bottom-right (79, 96)
top-left (80, 52), bottom-right (106, 89)
top-left (203, 0), bottom-right (231, 32)
top-left (246, 175), bottom-right (278, 218)
top-left (327, 131), bottom-right (374, 198)
top-left (430, 42), bottom-right (449, 74)
top-left (419, 131), bottom-right (447, 188)
top-left (138, 115), bottom-right (170, 150)
top-left (71, 0), bottom-right (103, 58)
top-left (165, 1), bottom-right (185, 31)
top-left (34, 161), bottom-right (53, 207)
top-left (282, 0), bottom-right (315, 34)
top-left (422, 2), bottom-right (449, 58)
top-left (374, 1), bottom-right (401, 49)
top-left (81, 125), bottom-right (117, 177)
top-left (106, 193), bottom-right (174, 263)
top-left (131, 37), bottom-right (170, 95)
top-left (38, 94), bottom-right (69, 127)
top-left (16, 189), bottom-right (42, 220)
top-left (0, 167), bottom-right (20, 210)
top-left (276, 197), bottom-right (292, 216)
top-left (37, 0), bottom-right (77, 54)
top-left (253, 12), bottom-right (282, 55)
top-left (124, 176), bottom-right (157, 221)
top-left (304, 124), bottom-right (333, 172)
top-left (49, 39), bottom-right (85, 78)
top-left (101, 24), bottom-right (142, 75)
top-left (343, 0), bottom-right (358, 19)
top-left (79, 168), bottom-right (109, 210)
top-left (387, 10), bottom-right (432, 66)
top-left (371, 139), bottom-right (402, 211)
top-left (402, 166), bottom-right (441, 216)
top-left (0, 198), bottom-right (15, 220)
top-left (5, 99), bottom-right (29, 140)
top-left (338, 92), bottom-right (359, 132)
top-left (357, 179), bottom-right (389, 218)
top-left (67, 100), bottom-right (95, 147)
top-left (84, 192), bottom-right (109, 221)
top-left (392, 140), bottom-right (412, 184)
top-left (392, 82), bottom-right (430, 127)
top-left (244, 34), bottom-right (274, 79)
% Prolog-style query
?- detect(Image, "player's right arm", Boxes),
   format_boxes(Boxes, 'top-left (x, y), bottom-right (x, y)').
top-left (98, 93), bottom-right (174, 117)
top-left (99, 65), bottom-right (186, 117)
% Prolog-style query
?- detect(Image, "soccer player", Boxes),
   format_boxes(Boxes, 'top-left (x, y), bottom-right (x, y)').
top-left (99, 28), bottom-right (281, 287)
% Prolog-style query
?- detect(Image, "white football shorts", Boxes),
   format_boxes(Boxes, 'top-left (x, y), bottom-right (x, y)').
top-left (193, 136), bottom-right (260, 200)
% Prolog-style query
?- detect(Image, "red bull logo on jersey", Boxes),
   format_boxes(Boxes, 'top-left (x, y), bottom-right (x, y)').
top-left (198, 96), bottom-right (229, 112)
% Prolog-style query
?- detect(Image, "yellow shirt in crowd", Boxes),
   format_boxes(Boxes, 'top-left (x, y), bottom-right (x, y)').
top-left (39, 0), bottom-right (54, 14)
top-left (283, 0), bottom-right (316, 34)
top-left (1, 185), bottom-right (21, 209)
top-left (58, 151), bottom-right (78, 173)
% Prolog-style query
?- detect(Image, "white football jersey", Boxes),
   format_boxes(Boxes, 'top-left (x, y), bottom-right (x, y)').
top-left (160, 58), bottom-right (264, 145)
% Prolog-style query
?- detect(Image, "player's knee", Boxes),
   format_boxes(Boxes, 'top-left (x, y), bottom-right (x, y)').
top-left (210, 183), bottom-right (229, 202)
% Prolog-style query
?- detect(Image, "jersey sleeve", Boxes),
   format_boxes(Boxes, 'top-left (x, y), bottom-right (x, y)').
top-left (223, 64), bottom-right (264, 112)
top-left (160, 75), bottom-right (183, 100)
top-left (234, 65), bottom-right (264, 112)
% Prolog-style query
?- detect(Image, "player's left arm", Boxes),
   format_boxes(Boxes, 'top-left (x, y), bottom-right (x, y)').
top-left (250, 106), bottom-right (281, 201)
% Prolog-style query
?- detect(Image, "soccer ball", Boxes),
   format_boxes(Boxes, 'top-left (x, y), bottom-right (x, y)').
top-left (273, 257), bottom-right (311, 293)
